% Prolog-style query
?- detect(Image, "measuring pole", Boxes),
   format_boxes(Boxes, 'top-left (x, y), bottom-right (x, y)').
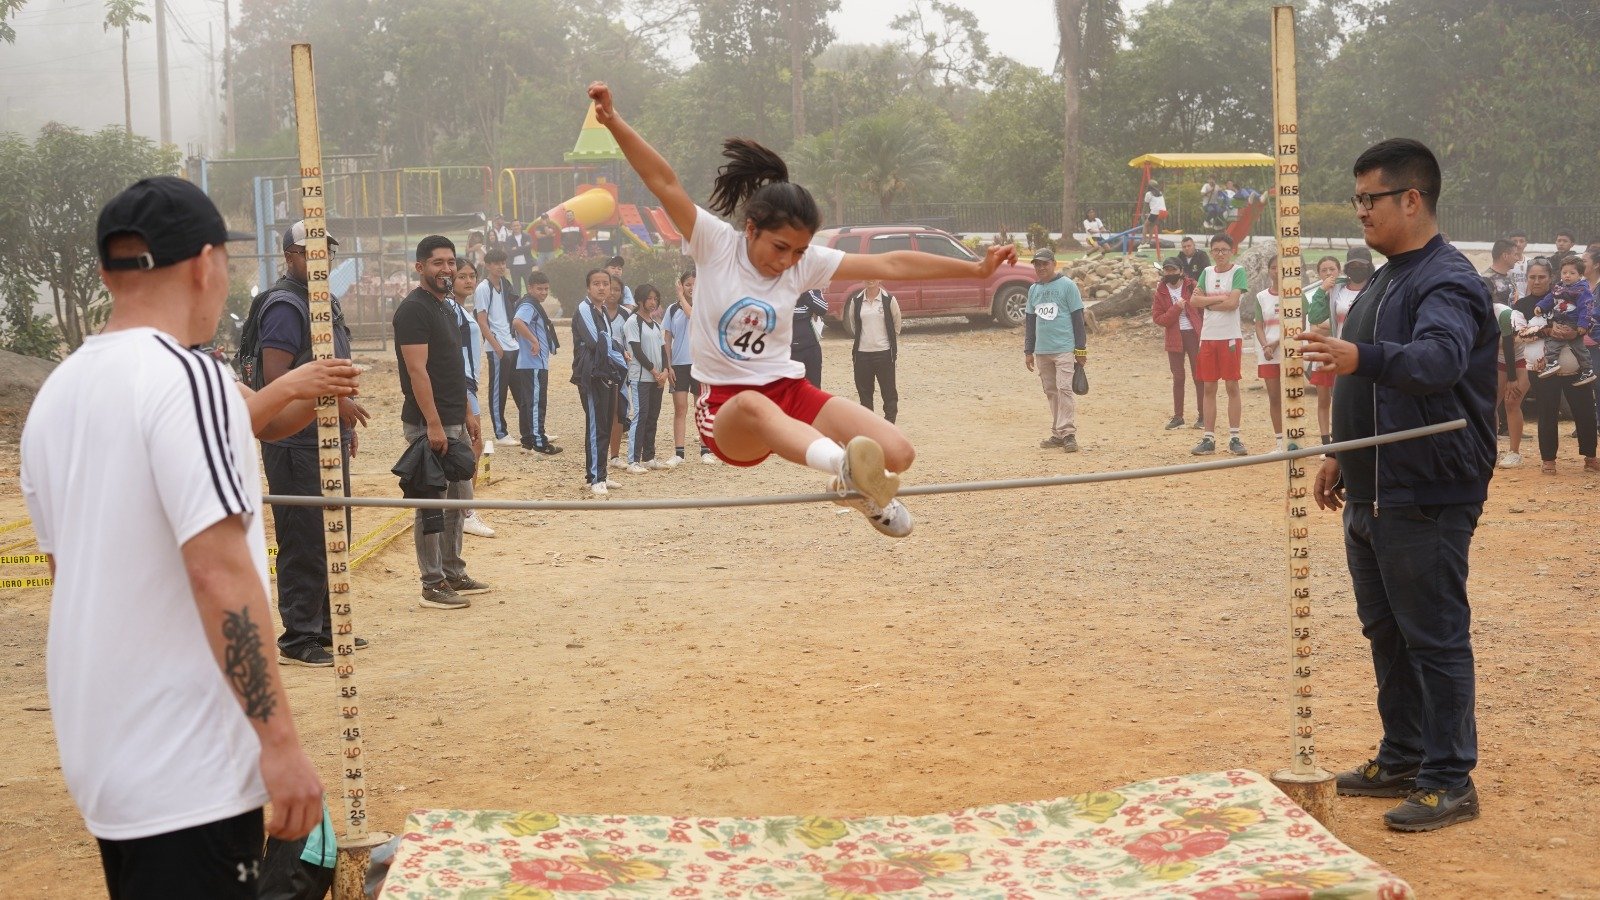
top-left (290, 43), bottom-right (390, 898)
top-left (1267, 6), bottom-right (1336, 828)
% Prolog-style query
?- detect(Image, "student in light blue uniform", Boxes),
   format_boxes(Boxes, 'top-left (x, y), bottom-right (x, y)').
top-left (661, 268), bottom-right (713, 466)
top-left (623, 285), bottom-right (667, 471)
top-left (512, 271), bottom-right (561, 455)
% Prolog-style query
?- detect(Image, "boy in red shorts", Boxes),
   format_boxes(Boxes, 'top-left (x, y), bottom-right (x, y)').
top-left (1190, 233), bottom-right (1249, 455)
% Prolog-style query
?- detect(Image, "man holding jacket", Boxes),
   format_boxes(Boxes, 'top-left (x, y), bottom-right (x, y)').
top-left (1302, 139), bottom-right (1496, 833)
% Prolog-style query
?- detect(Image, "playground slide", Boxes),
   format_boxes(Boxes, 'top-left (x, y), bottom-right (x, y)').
top-left (543, 186), bottom-right (617, 232)
top-left (1226, 198), bottom-right (1266, 247)
top-left (647, 207), bottom-right (683, 244)
top-left (617, 204), bottom-right (654, 248)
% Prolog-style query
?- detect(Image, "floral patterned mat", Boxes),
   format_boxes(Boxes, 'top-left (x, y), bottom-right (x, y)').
top-left (377, 769), bottom-right (1412, 899)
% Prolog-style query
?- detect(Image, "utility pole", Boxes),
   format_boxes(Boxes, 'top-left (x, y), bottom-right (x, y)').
top-left (208, 25), bottom-right (217, 154)
top-left (224, 0), bottom-right (235, 152)
top-left (154, 0), bottom-right (171, 145)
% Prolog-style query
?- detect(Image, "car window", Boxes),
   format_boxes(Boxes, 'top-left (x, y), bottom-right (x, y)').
top-left (915, 234), bottom-right (975, 260)
top-left (868, 233), bottom-right (914, 254)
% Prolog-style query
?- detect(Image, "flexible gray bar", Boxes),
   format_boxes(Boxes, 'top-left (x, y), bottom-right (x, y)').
top-left (263, 420), bottom-right (1467, 512)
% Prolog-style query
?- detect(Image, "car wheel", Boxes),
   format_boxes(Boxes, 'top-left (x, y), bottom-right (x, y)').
top-left (991, 283), bottom-right (1029, 328)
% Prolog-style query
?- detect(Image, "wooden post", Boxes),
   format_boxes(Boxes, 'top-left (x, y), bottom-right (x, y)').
top-left (290, 43), bottom-right (391, 897)
top-left (1266, 5), bottom-right (1337, 828)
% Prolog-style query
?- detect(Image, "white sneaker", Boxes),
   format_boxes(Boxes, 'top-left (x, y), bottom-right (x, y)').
top-left (605, 479), bottom-right (622, 489)
top-left (590, 483), bottom-right (608, 497)
top-left (461, 513), bottom-right (495, 538)
top-left (838, 435), bottom-right (900, 509)
top-left (828, 475), bottom-right (914, 538)
top-left (609, 456), bottom-right (625, 470)
top-left (495, 435), bottom-right (518, 446)
top-left (626, 462), bottom-right (648, 474)
top-left (700, 452), bottom-right (720, 465)
top-left (662, 455), bottom-right (683, 469)
top-left (1498, 451), bottom-right (1523, 468)
top-left (645, 459), bottom-right (665, 470)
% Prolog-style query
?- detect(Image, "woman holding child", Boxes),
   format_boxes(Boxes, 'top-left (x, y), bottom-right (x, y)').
top-left (1518, 258), bottom-right (1599, 474)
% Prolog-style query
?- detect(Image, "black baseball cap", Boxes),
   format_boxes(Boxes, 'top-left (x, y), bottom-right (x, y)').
top-left (97, 176), bottom-right (252, 271)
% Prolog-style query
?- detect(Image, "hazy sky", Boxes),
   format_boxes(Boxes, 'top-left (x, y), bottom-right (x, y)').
top-left (0, 0), bottom-right (1155, 153)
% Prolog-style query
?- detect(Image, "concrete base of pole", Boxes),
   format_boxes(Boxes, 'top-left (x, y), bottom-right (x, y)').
top-left (334, 831), bottom-right (392, 900)
top-left (1271, 768), bottom-right (1337, 829)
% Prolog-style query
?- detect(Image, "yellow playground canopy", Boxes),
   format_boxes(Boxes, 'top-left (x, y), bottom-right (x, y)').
top-left (1128, 152), bottom-right (1275, 169)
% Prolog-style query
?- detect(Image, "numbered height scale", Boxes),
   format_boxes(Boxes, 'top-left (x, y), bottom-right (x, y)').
top-left (1267, 7), bottom-right (1337, 825)
top-left (290, 43), bottom-right (390, 890)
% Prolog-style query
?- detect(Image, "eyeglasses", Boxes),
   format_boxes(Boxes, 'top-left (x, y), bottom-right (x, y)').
top-left (1348, 188), bottom-right (1429, 212)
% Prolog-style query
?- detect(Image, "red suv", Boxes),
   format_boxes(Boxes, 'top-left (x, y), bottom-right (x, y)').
top-left (812, 225), bottom-right (1035, 330)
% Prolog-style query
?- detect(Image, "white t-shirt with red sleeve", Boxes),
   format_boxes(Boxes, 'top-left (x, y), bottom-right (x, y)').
top-left (21, 327), bottom-right (270, 840)
top-left (683, 205), bottom-right (845, 386)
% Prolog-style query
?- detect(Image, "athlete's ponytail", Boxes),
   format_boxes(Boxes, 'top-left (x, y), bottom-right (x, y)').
top-left (708, 138), bottom-right (822, 236)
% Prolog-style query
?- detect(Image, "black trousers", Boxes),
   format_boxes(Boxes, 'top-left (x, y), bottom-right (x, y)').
top-left (792, 342), bottom-right (822, 388)
top-left (1533, 374), bottom-right (1597, 461)
top-left (262, 442), bottom-right (350, 653)
top-left (578, 378), bottom-right (616, 484)
top-left (628, 380), bottom-right (663, 463)
top-left (510, 367), bottom-right (552, 448)
top-left (98, 808), bottom-right (264, 900)
top-left (853, 349), bottom-right (899, 422)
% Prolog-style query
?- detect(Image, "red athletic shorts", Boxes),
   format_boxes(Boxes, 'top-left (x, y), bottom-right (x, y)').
top-left (1309, 365), bottom-right (1335, 388)
top-left (1196, 338), bottom-right (1243, 382)
top-left (696, 377), bottom-right (833, 467)
top-left (1258, 362), bottom-right (1281, 380)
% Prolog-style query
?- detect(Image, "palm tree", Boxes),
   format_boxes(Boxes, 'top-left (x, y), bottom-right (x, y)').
top-left (103, 0), bottom-right (149, 136)
top-left (1054, 0), bottom-right (1122, 248)
top-left (841, 112), bottom-right (945, 220)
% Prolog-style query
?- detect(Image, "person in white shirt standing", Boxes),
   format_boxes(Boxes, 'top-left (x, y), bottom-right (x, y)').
top-left (848, 280), bottom-right (903, 422)
top-left (1250, 265), bottom-right (1286, 451)
top-left (475, 248), bottom-right (523, 447)
top-left (21, 177), bottom-right (332, 897)
top-left (1190, 232), bottom-right (1250, 456)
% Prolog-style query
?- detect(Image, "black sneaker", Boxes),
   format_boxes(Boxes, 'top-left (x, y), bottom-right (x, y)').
top-left (1575, 369), bottom-right (1597, 387)
top-left (1191, 418), bottom-right (1205, 429)
top-left (1039, 436), bottom-right (1064, 449)
top-left (1191, 436), bottom-right (1217, 455)
top-left (533, 443), bottom-right (563, 455)
top-left (446, 575), bottom-right (491, 595)
top-left (1164, 416), bottom-right (1185, 430)
top-left (1336, 758), bottom-right (1420, 797)
top-left (317, 636), bottom-right (369, 651)
top-left (279, 643), bottom-right (334, 667)
top-left (1062, 435), bottom-right (1079, 453)
top-left (420, 584), bottom-right (470, 610)
top-left (1384, 781), bottom-right (1480, 832)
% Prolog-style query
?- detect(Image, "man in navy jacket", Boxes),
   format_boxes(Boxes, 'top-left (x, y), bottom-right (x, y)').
top-left (1303, 138), bottom-right (1496, 834)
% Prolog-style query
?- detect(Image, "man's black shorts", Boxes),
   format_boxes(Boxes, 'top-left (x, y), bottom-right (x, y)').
top-left (98, 808), bottom-right (263, 899)
top-left (671, 364), bottom-right (696, 394)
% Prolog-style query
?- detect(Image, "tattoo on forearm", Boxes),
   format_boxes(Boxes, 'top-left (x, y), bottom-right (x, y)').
top-left (221, 607), bottom-right (277, 723)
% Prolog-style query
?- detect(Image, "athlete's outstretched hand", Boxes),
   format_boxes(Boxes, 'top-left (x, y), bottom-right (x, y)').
top-left (588, 82), bottom-right (617, 125)
top-left (977, 243), bottom-right (1018, 278)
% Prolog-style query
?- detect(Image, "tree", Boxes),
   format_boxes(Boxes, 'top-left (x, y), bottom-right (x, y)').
top-left (840, 111), bottom-right (947, 219)
top-left (889, 0), bottom-right (991, 97)
top-left (1054, 0), bottom-right (1123, 248)
top-left (952, 60), bottom-right (1064, 206)
top-left (0, 124), bottom-right (180, 350)
top-left (102, 0), bottom-right (150, 137)
top-left (786, 0), bottom-right (840, 140)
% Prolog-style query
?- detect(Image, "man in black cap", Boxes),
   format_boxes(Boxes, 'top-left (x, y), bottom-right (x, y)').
top-left (254, 220), bottom-right (371, 666)
top-left (21, 176), bottom-right (343, 897)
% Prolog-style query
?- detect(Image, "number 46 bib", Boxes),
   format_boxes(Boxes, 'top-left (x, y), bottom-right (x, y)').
top-left (719, 297), bottom-right (777, 361)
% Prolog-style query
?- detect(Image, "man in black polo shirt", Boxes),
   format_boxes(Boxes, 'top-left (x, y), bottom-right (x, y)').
top-left (1174, 236), bottom-right (1210, 283)
top-left (1302, 139), bottom-right (1496, 833)
top-left (393, 235), bottom-right (490, 609)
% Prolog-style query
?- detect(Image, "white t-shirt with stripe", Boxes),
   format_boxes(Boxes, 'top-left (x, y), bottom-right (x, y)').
top-left (684, 205), bottom-right (845, 386)
top-left (21, 327), bottom-right (270, 840)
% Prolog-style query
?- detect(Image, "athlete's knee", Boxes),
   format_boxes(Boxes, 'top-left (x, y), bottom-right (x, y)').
top-left (882, 433), bottom-right (915, 472)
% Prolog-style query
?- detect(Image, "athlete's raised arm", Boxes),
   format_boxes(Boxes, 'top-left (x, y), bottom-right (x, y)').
top-left (588, 81), bottom-right (698, 244)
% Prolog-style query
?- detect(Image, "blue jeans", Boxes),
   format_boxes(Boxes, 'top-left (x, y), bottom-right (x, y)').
top-left (1343, 501), bottom-right (1482, 789)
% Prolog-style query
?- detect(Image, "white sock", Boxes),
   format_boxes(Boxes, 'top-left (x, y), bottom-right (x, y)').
top-left (1229, 428), bottom-right (1241, 438)
top-left (805, 438), bottom-right (846, 476)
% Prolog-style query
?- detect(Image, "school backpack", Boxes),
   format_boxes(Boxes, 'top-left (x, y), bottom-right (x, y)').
top-left (236, 277), bottom-right (314, 390)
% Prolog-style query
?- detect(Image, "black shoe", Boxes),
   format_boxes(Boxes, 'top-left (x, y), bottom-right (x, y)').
top-left (420, 584), bottom-right (470, 610)
top-left (1336, 758), bottom-right (1420, 797)
top-left (317, 636), bottom-right (369, 651)
top-left (1061, 435), bottom-right (1079, 453)
top-left (534, 443), bottom-right (563, 455)
top-left (1039, 436), bottom-right (1064, 449)
top-left (1164, 416), bottom-right (1185, 430)
top-left (446, 574), bottom-right (491, 595)
top-left (1384, 782), bottom-right (1480, 832)
top-left (279, 643), bottom-right (334, 667)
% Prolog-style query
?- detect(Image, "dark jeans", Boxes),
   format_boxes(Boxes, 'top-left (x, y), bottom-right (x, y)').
top-left (1533, 373), bottom-right (1597, 461)
top-left (511, 367), bottom-right (552, 448)
top-left (1168, 330), bottom-right (1202, 419)
top-left (792, 342), bottom-right (823, 388)
top-left (262, 442), bottom-right (350, 653)
top-left (578, 378), bottom-right (616, 484)
top-left (628, 379), bottom-right (663, 463)
top-left (98, 808), bottom-right (263, 899)
top-left (853, 349), bottom-right (898, 422)
top-left (1344, 501), bottom-right (1482, 790)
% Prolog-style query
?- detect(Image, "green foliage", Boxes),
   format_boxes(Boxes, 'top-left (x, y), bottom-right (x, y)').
top-left (0, 124), bottom-right (180, 350)
top-left (1300, 202), bottom-right (1361, 242)
top-left (951, 60), bottom-right (1064, 205)
top-left (1025, 223), bottom-right (1053, 251)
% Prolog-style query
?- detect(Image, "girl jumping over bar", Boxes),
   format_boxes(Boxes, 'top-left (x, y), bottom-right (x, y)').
top-left (587, 81), bottom-right (1017, 537)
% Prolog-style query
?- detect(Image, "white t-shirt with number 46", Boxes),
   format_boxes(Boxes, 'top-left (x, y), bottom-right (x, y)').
top-left (684, 206), bottom-right (845, 386)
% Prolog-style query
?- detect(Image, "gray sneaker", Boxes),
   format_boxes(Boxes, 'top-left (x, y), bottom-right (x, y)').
top-left (1191, 436), bottom-right (1217, 455)
top-left (446, 575), bottom-right (491, 595)
top-left (1229, 437), bottom-right (1248, 456)
top-left (1384, 781), bottom-right (1480, 832)
top-left (1039, 436), bottom-right (1064, 449)
top-left (1061, 435), bottom-right (1079, 453)
top-left (420, 584), bottom-right (470, 610)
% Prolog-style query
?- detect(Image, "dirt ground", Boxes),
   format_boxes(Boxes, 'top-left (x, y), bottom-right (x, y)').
top-left (1, 315), bottom-right (1597, 899)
